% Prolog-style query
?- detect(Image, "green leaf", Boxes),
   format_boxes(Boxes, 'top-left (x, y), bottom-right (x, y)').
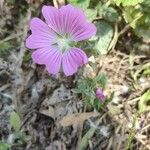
top-left (99, 4), bottom-right (119, 22)
top-left (23, 52), bottom-right (31, 62)
top-left (10, 111), bottom-right (21, 132)
top-left (122, 4), bottom-right (150, 41)
top-left (113, 0), bottom-right (144, 6)
top-left (123, 7), bottom-right (143, 28)
top-left (68, 0), bottom-right (90, 9)
top-left (93, 74), bottom-right (107, 89)
top-left (135, 26), bottom-right (150, 42)
top-left (0, 143), bottom-right (9, 150)
top-left (138, 90), bottom-right (150, 113)
top-left (89, 0), bottom-right (99, 8)
top-left (78, 127), bottom-right (96, 150)
top-left (104, 7), bottom-right (118, 22)
top-left (94, 21), bottom-right (113, 54)
top-left (143, 68), bottom-right (150, 76)
top-left (77, 118), bottom-right (101, 150)
top-left (85, 9), bottom-right (97, 21)
top-left (0, 42), bottom-right (12, 55)
top-left (8, 0), bottom-right (16, 4)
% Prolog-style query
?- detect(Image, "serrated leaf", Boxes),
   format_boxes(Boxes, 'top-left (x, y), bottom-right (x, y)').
top-left (85, 9), bottom-right (97, 21)
top-left (138, 90), bottom-right (150, 113)
top-left (113, 0), bottom-right (144, 6)
top-left (10, 111), bottom-right (21, 132)
top-left (94, 21), bottom-right (113, 54)
top-left (122, 3), bottom-right (150, 41)
top-left (123, 7), bottom-right (143, 28)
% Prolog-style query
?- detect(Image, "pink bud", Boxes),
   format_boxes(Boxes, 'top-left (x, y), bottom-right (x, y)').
top-left (96, 88), bottom-right (105, 101)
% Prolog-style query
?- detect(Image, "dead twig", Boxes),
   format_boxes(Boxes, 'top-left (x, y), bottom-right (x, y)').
top-left (53, 0), bottom-right (65, 8)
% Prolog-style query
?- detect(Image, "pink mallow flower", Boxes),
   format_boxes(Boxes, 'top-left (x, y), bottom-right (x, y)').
top-left (25, 4), bottom-right (96, 76)
top-left (96, 88), bottom-right (105, 101)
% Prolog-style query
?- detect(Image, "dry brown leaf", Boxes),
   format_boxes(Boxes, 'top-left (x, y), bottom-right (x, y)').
top-left (59, 112), bottom-right (99, 127)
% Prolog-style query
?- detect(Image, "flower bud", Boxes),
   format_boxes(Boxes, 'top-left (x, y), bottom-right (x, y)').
top-left (96, 88), bottom-right (105, 101)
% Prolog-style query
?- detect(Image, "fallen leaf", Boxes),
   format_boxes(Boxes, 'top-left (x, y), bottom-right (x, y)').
top-left (59, 112), bottom-right (99, 127)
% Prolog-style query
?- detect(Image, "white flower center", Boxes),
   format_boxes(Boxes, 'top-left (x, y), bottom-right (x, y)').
top-left (57, 37), bottom-right (71, 52)
top-left (53, 34), bottom-right (74, 53)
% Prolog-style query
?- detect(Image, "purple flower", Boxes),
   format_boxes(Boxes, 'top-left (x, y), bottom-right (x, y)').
top-left (25, 4), bottom-right (96, 76)
top-left (96, 88), bottom-right (105, 101)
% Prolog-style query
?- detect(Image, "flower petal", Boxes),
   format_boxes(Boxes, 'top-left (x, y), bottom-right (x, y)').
top-left (42, 5), bottom-right (62, 33)
top-left (42, 5), bottom-right (85, 34)
top-left (71, 23), bottom-right (96, 41)
top-left (60, 5), bottom-right (96, 40)
top-left (26, 17), bottom-right (56, 49)
top-left (42, 4), bottom-right (96, 40)
top-left (46, 50), bottom-right (62, 75)
top-left (32, 47), bottom-right (62, 75)
top-left (96, 88), bottom-right (105, 101)
top-left (59, 4), bottom-right (86, 34)
top-left (32, 47), bottom-right (52, 64)
top-left (62, 48), bottom-right (88, 76)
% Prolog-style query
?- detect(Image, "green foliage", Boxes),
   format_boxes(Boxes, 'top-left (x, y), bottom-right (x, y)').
top-left (84, 9), bottom-right (97, 22)
top-left (138, 90), bottom-right (150, 113)
top-left (75, 74), bottom-right (112, 111)
top-left (143, 68), bottom-right (150, 76)
top-left (68, 0), bottom-right (98, 21)
top-left (7, 132), bottom-right (31, 145)
top-left (93, 74), bottom-right (107, 89)
top-left (78, 122), bottom-right (97, 150)
top-left (10, 111), bottom-right (21, 132)
top-left (123, 7), bottom-right (142, 28)
top-left (0, 112), bottom-right (31, 149)
top-left (0, 143), bottom-right (9, 150)
top-left (0, 42), bottom-right (13, 55)
top-left (121, 1), bottom-right (150, 41)
top-left (125, 114), bottom-right (137, 150)
top-left (23, 52), bottom-right (31, 63)
top-left (0, 42), bottom-right (12, 50)
top-left (113, 0), bottom-right (144, 6)
top-left (0, 112), bottom-right (30, 148)
top-left (98, 3), bottom-right (119, 22)
top-left (68, 0), bottom-right (90, 9)
top-left (94, 21), bottom-right (113, 54)
top-left (89, 0), bottom-right (100, 8)
top-left (7, 0), bottom-right (16, 4)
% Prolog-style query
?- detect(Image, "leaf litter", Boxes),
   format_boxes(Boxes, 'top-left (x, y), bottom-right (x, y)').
top-left (0, 0), bottom-right (150, 150)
